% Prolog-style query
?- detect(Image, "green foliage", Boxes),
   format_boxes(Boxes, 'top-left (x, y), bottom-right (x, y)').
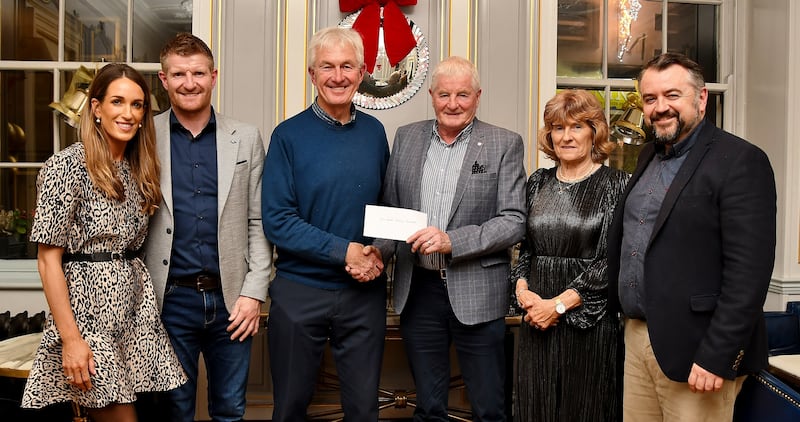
top-left (0, 209), bottom-right (30, 236)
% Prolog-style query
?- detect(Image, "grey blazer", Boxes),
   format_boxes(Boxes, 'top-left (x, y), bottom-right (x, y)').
top-left (378, 119), bottom-right (527, 325)
top-left (144, 110), bottom-right (272, 313)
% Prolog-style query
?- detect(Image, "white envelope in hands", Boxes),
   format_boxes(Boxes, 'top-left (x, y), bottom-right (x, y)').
top-left (363, 205), bottom-right (427, 241)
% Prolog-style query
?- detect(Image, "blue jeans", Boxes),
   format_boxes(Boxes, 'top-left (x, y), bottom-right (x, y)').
top-left (161, 283), bottom-right (253, 422)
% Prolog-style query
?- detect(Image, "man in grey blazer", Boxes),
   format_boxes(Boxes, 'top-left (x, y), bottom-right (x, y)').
top-left (377, 56), bottom-right (526, 421)
top-left (143, 33), bottom-right (272, 422)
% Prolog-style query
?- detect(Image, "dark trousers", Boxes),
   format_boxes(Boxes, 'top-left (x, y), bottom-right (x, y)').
top-left (267, 276), bottom-right (387, 422)
top-left (401, 268), bottom-right (507, 422)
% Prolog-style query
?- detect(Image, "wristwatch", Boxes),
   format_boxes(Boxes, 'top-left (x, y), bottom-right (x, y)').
top-left (554, 297), bottom-right (566, 315)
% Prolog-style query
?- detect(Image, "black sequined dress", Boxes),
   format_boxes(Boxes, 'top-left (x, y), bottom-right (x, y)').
top-left (510, 165), bottom-right (628, 422)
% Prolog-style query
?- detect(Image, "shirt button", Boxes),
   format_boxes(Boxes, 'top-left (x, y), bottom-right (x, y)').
top-left (194, 163), bottom-right (200, 168)
top-left (631, 251), bottom-right (637, 256)
top-left (166, 228), bottom-right (172, 234)
top-left (639, 219), bottom-right (644, 224)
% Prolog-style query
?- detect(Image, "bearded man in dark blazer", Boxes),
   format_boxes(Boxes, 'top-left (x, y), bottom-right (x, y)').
top-left (376, 56), bottom-right (526, 422)
top-left (607, 53), bottom-right (777, 422)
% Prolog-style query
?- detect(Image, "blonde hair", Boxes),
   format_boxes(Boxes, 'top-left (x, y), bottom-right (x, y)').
top-left (308, 27), bottom-right (365, 69)
top-left (538, 89), bottom-right (615, 164)
top-left (79, 63), bottom-right (162, 215)
top-left (431, 56), bottom-right (480, 92)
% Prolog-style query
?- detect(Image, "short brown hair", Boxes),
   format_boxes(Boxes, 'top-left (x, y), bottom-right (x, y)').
top-left (159, 32), bottom-right (214, 71)
top-left (538, 89), bottom-right (614, 164)
top-left (638, 52), bottom-right (705, 93)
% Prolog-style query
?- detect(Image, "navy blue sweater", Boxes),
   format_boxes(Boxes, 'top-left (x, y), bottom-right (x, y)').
top-left (262, 107), bottom-right (389, 289)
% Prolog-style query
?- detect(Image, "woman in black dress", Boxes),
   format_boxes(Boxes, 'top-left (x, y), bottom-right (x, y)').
top-left (511, 89), bottom-right (628, 421)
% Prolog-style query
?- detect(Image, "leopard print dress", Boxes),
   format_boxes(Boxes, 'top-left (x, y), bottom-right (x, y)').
top-left (21, 142), bottom-right (186, 409)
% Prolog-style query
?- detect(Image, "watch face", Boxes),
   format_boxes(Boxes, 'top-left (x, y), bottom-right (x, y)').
top-left (556, 302), bottom-right (566, 314)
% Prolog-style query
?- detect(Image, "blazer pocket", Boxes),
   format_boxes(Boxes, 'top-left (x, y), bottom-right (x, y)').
top-left (481, 254), bottom-right (509, 268)
top-left (469, 172), bottom-right (498, 182)
top-left (690, 293), bottom-right (720, 312)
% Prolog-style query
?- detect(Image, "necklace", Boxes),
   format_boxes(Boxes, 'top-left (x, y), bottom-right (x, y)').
top-left (555, 162), bottom-right (598, 193)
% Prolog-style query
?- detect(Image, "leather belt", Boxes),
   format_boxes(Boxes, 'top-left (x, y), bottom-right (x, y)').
top-left (169, 273), bottom-right (221, 292)
top-left (62, 250), bottom-right (140, 263)
top-left (414, 266), bottom-right (447, 281)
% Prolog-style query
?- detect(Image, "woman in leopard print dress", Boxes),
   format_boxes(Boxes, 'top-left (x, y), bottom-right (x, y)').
top-left (21, 64), bottom-right (186, 421)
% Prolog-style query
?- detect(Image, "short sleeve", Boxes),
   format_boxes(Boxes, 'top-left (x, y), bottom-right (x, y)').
top-left (29, 152), bottom-right (84, 248)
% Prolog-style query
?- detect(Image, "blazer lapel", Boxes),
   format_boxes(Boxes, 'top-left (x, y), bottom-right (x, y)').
top-left (650, 121), bottom-right (715, 243)
top-left (449, 119), bottom-right (485, 223)
top-left (215, 114), bottom-right (240, 217)
top-left (157, 111), bottom-right (174, 215)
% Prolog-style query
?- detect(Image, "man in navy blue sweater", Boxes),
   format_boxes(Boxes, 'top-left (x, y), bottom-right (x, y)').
top-left (261, 27), bottom-right (390, 421)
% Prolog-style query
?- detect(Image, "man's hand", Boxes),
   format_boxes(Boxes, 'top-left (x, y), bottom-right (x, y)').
top-left (227, 296), bottom-right (263, 341)
top-left (345, 243), bottom-right (384, 282)
top-left (688, 363), bottom-right (724, 393)
top-left (408, 227), bottom-right (452, 255)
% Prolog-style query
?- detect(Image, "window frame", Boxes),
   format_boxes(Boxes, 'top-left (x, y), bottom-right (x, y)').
top-left (0, 0), bottom-right (213, 285)
top-left (541, 0), bottom-right (732, 168)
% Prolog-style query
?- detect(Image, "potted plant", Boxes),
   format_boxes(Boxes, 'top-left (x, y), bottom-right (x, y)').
top-left (0, 209), bottom-right (30, 258)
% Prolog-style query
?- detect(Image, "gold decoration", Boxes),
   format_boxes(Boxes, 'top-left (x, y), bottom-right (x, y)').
top-left (49, 66), bottom-right (94, 128)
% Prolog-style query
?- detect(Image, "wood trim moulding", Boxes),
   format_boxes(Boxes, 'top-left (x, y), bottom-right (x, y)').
top-left (769, 278), bottom-right (800, 296)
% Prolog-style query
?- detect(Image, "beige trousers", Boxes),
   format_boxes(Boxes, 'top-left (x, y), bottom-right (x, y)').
top-left (623, 319), bottom-right (746, 422)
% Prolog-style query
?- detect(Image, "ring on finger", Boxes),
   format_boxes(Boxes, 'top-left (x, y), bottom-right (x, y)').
top-left (65, 375), bottom-right (74, 381)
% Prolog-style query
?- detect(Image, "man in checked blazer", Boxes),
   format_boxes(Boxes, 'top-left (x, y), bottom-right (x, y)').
top-left (377, 56), bottom-right (526, 421)
top-left (144, 33), bottom-right (272, 422)
top-left (607, 53), bottom-right (776, 421)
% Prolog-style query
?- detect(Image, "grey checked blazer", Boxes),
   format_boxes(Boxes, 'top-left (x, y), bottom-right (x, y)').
top-left (144, 110), bottom-right (272, 313)
top-left (378, 119), bottom-right (526, 325)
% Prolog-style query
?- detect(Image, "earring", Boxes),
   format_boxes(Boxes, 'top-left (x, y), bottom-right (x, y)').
top-left (95, 117), bottom-right (100, 123)
top-left (138, 123), bottom-right (142, 128)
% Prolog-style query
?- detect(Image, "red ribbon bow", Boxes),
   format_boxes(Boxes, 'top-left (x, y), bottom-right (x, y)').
top-left (340, 0), bottom-right (418, 74)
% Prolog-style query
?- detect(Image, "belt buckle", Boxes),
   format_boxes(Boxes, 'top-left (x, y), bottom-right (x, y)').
top-left (438, 269), bottom-right (447, 280)
top-left (195, 275), bottom-right (209, 292)
top-left (110, 252), bottom-right (123, 260)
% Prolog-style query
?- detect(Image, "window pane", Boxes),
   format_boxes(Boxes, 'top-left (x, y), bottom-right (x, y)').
top-left (608, 0), bottom-right (663, 79)
top-left (0, 168), bottom-right (38, 259)
top-left (133, 1), bottom-right (193, 62)
top-left (1, 70), bottom-right (55, 162)
top-left (142, 72), bottom-right (170, 115)
top-left (56, 70), bottom-right (83, 150)
top-left (666, 3), bottom-right (718, 83)
top-left (64, 0), bottom-right (127, 62)
top-left (707, 92), bottom-right (723, 128)
top-left (557, 0), bottom-right (604, 79)
top-left (0, 0), bottom-right (61, 60)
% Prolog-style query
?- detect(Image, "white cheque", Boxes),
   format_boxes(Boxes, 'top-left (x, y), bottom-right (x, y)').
top-left (363, 205), bottom-right (428, 241)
